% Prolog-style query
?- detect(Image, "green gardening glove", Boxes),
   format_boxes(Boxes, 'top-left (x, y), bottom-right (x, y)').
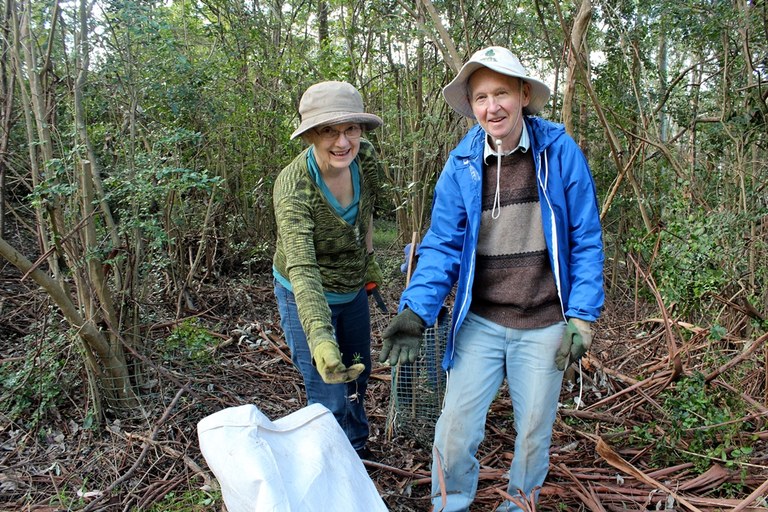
top-left (365, 255), bottom-right (383, 288)
top-left (313, 340), bottom-right (366, 384)
top-left (379, 308), bottom-right (425, 365)
top-left (555, 318), bottom-right (593, 371)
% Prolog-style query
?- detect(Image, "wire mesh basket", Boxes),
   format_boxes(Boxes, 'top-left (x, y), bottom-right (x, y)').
top-left (386, 306), bottom-right (449, 447)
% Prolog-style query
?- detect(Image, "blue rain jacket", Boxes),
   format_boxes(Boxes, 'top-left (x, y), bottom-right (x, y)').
top-left (400, 117), bottom-right (605, 370)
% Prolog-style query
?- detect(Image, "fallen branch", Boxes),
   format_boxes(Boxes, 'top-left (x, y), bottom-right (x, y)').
top-left (81, 384), bottom-right (190, 512)
top-left (362, 459), bottom-right (430, 480)
top-left (731, 476), bottom-right (768, 511)
top-left (595, 437), bottom-right (705, 512)
top-left (705, 331), bottom-right (768, 383)
top-left (125, 432), bottom-right (217, 490)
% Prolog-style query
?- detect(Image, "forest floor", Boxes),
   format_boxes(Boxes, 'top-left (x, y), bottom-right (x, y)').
top-left (1, 245), bottom-right (768, 511)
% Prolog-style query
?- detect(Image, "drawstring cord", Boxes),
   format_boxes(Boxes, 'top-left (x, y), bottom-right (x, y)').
top-left (490, 82), bottom-right (523, 220)
top-left (491, 139), bottom-right (502, 219)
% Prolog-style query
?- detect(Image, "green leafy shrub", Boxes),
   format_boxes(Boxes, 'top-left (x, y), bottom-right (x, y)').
top-left (0, 328), bottom-right (79, 428)
top-left (625, 188), bottom-right (767, 324)
top-left (626, 204), bottom-right (732, 319)
top-left (162, 318), bottom-right (218, 363)
top-left (658, 372), bottom-right (753, 475)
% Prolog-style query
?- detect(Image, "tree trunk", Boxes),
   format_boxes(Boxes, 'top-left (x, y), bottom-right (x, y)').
top-left (10, 0), bottom-right (57, 273)
top-left (658, 25), bottom-right (668, 143)
top-left (4, 0), bottom-right (143, 418)
top-left (0, 0), bottom-right (13, 238)
top-left (0, 237), bottom-right (139, 410)
top-left (562, 0), bottom-right (590, 135)
top-left (419, 0), bottom-right (462, 73)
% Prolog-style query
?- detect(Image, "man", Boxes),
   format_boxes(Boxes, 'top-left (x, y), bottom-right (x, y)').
top-left (379, 46), bottom-right (604, 511)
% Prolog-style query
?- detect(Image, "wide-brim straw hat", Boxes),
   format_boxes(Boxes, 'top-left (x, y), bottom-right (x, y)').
top-left (291, 81), bottom-right (383, 140)
top-left (443, 46), bottom-right (551, 118)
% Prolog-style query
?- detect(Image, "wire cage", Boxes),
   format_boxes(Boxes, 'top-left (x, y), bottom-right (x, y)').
top-left (386, 306), bottom-right (449, 447)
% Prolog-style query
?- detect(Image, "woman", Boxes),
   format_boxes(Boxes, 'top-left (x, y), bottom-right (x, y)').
top-left (272, 81), bottom-right (383, 459)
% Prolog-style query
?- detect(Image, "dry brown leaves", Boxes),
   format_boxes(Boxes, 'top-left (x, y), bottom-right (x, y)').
top-left (1, 263), bottom-right (767, 512)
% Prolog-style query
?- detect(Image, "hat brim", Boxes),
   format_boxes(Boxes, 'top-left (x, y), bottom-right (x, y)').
top-left (291, 112), bottom-right (383, 140)
top-left (443, 62), bottom-right (551, 118)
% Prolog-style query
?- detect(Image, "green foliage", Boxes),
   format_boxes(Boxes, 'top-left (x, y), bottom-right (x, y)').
top-left (372, 218), bottom-right (398, 251)
top-left (653, 372), bottom-right (753, 475)
top-left (162, 319), bottom-right (218, 363)
top-left (28, 158), bottom-right (78, 210)
top-left (104, 143), bottom-right (223, 278)
top-left (624, 192), bottom-right (744, 319)
top-left (630, 421), bottom-right (658, 445)
top-left (47, 487), bottom-right (87, 510)
top-left (709, 324), bottom-right (727, 342)
top-left (0, 328), bottom-right (78, 428)
top-left (146, 489), bottom-right (222, 511)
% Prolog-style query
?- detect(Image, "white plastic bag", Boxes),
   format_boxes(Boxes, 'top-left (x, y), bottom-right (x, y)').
top-left (197, 403), bottom-right (388, 512)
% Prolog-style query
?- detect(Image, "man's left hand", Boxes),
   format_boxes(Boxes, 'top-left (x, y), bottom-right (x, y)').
top-left (555, 318), bottom-right (593, 370)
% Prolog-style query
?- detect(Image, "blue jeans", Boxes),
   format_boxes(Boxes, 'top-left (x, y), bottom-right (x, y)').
top-left (274, 281), bottom-right (371, 451)
top-left (432, 312), bottom-right (566, 512)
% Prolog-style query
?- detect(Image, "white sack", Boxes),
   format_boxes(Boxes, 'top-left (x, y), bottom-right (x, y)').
top-left (197, 403), bottom-right (388, 512)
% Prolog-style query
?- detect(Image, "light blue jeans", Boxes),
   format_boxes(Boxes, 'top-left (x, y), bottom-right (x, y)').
top-left (431, 312), bottom-right (566, 512)
top-left (274, 281), bottom-right (372, 451)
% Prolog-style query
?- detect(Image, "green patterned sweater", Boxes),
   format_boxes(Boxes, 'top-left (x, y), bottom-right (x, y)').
top-left (272, 139), bottom-right (382, 349)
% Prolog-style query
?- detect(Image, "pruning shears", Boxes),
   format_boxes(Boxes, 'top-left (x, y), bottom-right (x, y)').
top-left (365, 282), bottom-right (389, 313)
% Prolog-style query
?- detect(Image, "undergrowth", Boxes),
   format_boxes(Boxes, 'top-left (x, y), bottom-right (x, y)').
top-left (0, 322), bottom-right (80, 429)
top-left (626, 371), bottom-right (756, 496)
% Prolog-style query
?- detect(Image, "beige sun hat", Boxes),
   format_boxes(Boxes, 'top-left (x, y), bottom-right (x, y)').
top-left (443, 46), bottom-right (551, 118)
top-left (290, 81), bottom-right (383, 140)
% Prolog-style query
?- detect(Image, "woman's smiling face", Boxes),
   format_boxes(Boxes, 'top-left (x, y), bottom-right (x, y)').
top-left (306, 123), bottom-right (362, 174)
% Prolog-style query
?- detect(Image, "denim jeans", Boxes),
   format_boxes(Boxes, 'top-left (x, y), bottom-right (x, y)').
top-left (431, 312), bottom-right (566, 512)
top-left (274, 281), bottom-right (371, 451)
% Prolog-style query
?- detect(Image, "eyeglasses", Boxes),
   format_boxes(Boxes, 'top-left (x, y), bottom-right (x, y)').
top-left (315, 125), bottom-right (362, 141)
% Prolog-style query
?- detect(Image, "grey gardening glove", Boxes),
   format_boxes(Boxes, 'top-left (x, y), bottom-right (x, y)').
top-left (312, 340), bottom-right (365, 384)
top-left (555, 318), bottom-right (593, 371)
top-left (379, 308), bottom-right (425, 365)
